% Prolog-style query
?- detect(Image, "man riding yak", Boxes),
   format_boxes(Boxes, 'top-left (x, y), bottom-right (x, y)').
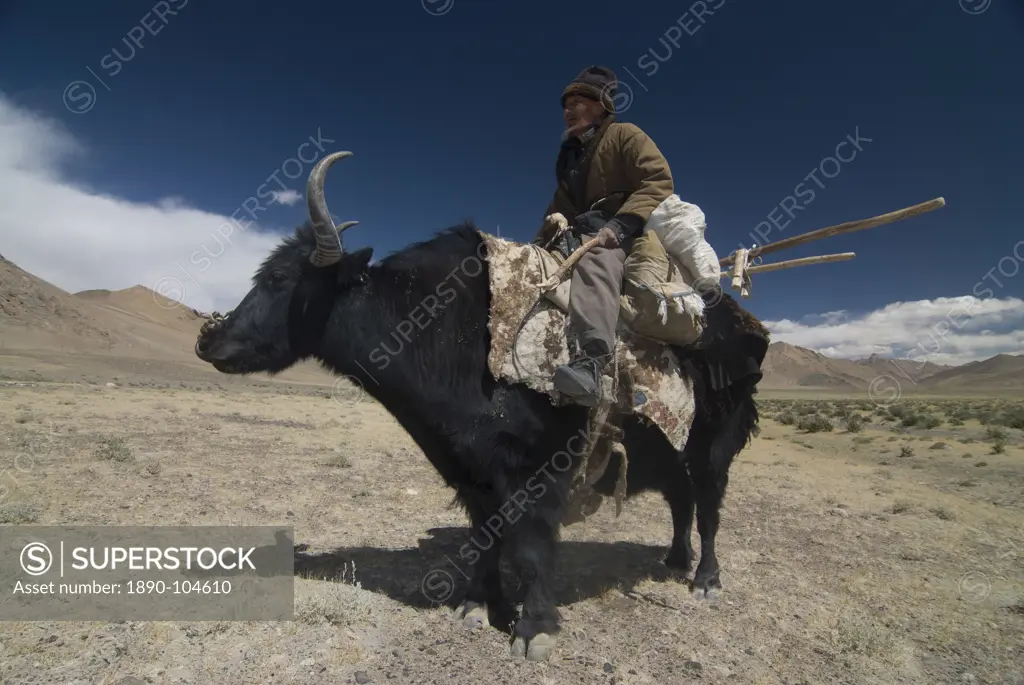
top-left (534, 65), bottom-right (675, 407)
top-left (534, 65), bottom-right (768, 408)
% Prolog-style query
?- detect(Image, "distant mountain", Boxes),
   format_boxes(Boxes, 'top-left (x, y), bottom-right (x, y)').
top-left (1, 253), bottom-right (126, 348)
top-left (0, 254), bottom-right (332, 385)
top-left (761, 341), bottom-right (1022, 393)
top-left (762, 342), bottom-right (876, 390)
top-left (74, 285), bottom-right (206, 328)
top-left (916, 353), bottom-right (1024, 391)
top-left (853, 353), bottom-right (952, 384)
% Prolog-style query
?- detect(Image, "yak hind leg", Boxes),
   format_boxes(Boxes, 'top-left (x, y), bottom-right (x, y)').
top-left (614, 419), bottom-right (696, 575)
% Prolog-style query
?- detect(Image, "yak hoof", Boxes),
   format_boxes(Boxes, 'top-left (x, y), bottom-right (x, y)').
top-left (454, 600), bottom-right (490, 630)
top-left (691, 566), bottom-right (722, 601)
top-left (511, 633), bottom-right (557, 662)
top-left (691, 586), bottom-right (720, 601)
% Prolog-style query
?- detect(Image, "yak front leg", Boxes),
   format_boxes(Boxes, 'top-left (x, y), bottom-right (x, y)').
top-left (453, 499), bottom-right (515, 631)
top-left (505, 461), bottom-right (572, 663)
top-left (663, 466), bottom-right (697, 573)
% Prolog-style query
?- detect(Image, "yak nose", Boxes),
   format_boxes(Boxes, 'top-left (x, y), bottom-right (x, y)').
top-left (195, 337), bottom-right (211, 360)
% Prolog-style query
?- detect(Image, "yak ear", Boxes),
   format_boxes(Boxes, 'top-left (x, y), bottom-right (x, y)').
top-left (337, 247), bottom-right (373, 287)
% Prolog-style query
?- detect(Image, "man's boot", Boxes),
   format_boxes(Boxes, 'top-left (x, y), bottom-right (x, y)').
top-left (553, 339), bottom-right (612, 407)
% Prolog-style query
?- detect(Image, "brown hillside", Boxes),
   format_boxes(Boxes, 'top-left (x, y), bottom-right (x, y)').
top-left (0, 255), bottom-right (331, 385)
top-left (75, 285), bottom-right (205, 331)
top-left (917, 353), bottom-right (1024, 391)
top-left (1, 255), bottom-right (200, 359)
top-left (853, 353), bottom-right (950, 384)
top-left (0, 255), bottom-right (123, 349)
top-left (761, 342), bottom-right (876, 390)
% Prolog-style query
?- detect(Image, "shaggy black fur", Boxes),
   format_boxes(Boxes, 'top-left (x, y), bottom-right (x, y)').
top-left (195, 221), bottom-right (765, 650)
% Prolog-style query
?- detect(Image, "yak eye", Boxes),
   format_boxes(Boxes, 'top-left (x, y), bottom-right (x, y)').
top-left (268, 271), bottom-right (288, 285)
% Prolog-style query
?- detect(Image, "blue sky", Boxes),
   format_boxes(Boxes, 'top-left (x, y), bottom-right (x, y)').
top-left (0, 0), bottom-right (1021, 364)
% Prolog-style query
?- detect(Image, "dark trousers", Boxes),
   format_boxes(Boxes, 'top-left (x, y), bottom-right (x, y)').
top-left (567, 232), bottom-right (634, 357)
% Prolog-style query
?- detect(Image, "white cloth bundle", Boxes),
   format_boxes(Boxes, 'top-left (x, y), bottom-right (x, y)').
top-left (644, 194), bottom-right (722, 286)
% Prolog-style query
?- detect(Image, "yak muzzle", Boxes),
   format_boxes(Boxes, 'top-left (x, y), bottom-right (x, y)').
top-left (195, 337), bottom-right (212, 361)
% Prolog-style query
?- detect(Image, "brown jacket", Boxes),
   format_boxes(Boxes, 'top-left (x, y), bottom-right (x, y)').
top-left (535, 115), bottom-right (674, 243)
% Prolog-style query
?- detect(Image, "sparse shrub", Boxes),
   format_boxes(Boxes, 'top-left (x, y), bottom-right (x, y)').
top-left (0, 503), bottom-right (40, 524)
top-left (797, 404), bottom-right (818, 416)
top-left (320, 454), bottom-right (352, 468)
top-left (844, 414), bottom-right (864, 433)
top-left (888, 405), bottom-right (908, 419)
top-left (929, 442), bottom-right (947, 450)
top-left (948, 417), bottom-right (964, 427)
top-left (996, 405), bottom-right (1024, 429)
top-left (797, 414), bottom-right (834, 433)
top-left (901, 413), bottom-right (920, 427)
top-left (890, 499), bottom-right (913, 514)
top-left (919, 414), bottom-right (942, 429)
top-left (96, 436), bottom-right (134, 463)
top-left (898, 445), bottom-right (915, 459)
top-left (830, 404), bottom-right (851, 419)
top-left (986, 426), bottom-right (1007, 441)
top-left (931, 506), bottom-right (955, 521)
top-left (975, 461), bottom-right (988, 467)
top-left (777, 411), bottom-right (797, 426)
top-left (992, 437), bottom-right (1007, 455)
top-left (853, 436), bottom-right (873, 445)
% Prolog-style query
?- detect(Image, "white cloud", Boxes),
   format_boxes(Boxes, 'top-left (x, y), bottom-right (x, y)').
top-left (0, 92), bottom-right (292, 314)
top-left (764, 296), bottom-right (1024, 365)
top-left (269, 189), bottom-right (301, 206)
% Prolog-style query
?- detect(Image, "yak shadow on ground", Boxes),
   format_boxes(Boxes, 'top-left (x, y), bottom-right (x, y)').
top-left (293, 526), bottom-right (685, 612)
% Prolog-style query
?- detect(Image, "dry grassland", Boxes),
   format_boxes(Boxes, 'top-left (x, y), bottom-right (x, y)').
top-left (1, 371), bottom-right (1022, 684)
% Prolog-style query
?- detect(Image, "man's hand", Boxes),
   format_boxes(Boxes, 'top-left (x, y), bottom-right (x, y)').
top-left (538, 213), bottom-right (569, 247)
top-left (596, 225), bottom-right (620, 248)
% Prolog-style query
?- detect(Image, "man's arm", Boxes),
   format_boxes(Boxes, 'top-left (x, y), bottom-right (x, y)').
top-left (603, 128), bottom-right (674, 243)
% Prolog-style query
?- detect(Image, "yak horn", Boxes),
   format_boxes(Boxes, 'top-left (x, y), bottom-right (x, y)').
top-left (307, 151), bottom-right (355, 266)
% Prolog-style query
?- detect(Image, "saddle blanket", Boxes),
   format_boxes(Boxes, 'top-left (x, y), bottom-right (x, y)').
top-left (478, 231), bottom-right (696, 453)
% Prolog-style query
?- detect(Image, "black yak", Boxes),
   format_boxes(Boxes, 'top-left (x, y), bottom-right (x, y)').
top-left (194, 150), bottom-right (768, 661)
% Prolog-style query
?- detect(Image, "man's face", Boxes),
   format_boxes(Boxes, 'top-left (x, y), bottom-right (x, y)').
top-left (563, 95), bottom-right (604, 136)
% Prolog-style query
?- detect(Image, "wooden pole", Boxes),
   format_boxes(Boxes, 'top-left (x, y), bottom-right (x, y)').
top-left (730, 248), bottom-right (749, 291)
top-left (744, 252), bottom-right (856, 275)
top-left (539, 236), bottom-right (603, 291)
top-left (720, 197), bottom-right (945, 267)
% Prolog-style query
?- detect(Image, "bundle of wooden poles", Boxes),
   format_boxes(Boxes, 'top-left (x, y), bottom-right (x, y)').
top-left (540, 197), bottom-right (946, 297)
